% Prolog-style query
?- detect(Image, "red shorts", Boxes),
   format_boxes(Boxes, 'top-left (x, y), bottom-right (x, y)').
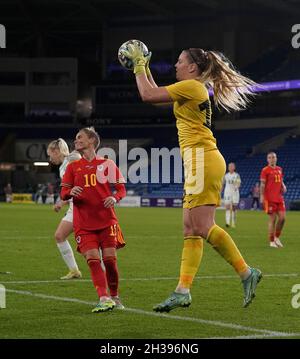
top-left (75, 224), bottom-right (125, 254)
top-left (264, 200), bottom-right (285, 214)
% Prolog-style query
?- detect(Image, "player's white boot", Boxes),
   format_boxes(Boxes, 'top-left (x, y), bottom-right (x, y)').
top-left (60, 269), bottom-right (82, 280)
top-left (269, 241), bottom-right (278, 248)
top-left (274, 237), bottom-right (283, 248)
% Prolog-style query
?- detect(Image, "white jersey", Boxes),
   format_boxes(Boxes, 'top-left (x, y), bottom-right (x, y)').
top-left (59, 151), bottom-right (81, 179)
top-left (224, 172), bottom-right (241, 193)
top-left (223, 172), bottom-right (241, 205)
top-left (58, 151), bottom-right (81, 223)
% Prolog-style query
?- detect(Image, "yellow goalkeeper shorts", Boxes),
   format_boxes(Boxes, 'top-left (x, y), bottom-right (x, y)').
top-left (182, 148), bottom-right (226, 209)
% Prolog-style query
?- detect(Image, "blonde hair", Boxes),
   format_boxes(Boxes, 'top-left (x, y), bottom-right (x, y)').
top-left (47, 138), bottom-right (69, 157)
top-left (185, 48), bottom-right (257, 112)
top-left (80, 127), bottom-right (100, 150)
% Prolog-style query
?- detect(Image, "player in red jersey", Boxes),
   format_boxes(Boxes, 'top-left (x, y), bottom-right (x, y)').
top-left (260, 152), bottom-right (287, 248)
top-left (61, 127), bottom-right (126, 312)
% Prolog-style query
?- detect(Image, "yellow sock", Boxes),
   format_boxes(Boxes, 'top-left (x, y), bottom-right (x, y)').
top-left (207, 224), bottom-right (248, 275)
top-left (179, 236), bottom-right (204, 289)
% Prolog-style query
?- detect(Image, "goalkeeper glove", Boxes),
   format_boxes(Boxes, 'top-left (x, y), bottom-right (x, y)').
top-left (123, 43), bottom-right (147, 75)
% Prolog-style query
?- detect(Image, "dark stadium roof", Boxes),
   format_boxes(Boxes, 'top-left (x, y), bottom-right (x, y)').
top-left (1, 0), bottom-right (299, 91)
top-left (1, 0), bottom-right (300, 42)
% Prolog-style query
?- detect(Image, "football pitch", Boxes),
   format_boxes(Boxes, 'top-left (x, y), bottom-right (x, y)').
top-left (0, 203), bottom-right (299, 339)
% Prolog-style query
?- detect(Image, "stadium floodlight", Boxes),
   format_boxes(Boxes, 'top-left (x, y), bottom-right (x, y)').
top-left (33, 162), bottom-right (49, 166)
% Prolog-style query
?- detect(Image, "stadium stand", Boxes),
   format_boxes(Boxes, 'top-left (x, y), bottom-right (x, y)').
top-left (140, 132), bottom-right (300, 203)
top-left (1, 122), bottom-right (300, 203)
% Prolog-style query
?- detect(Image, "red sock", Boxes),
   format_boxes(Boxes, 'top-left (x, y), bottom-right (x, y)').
top-left (87, 258), bottom-right (108, 298)
top-left (275, 230), bottom-right (281, 238)
top-left (269, 232), bottom-right (275, 242)
top-left (103, 256), bottom-right (119, 297)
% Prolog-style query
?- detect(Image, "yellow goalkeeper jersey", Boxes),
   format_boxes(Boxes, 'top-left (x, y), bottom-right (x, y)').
top-left (165, 79), bottom-right (217, 152)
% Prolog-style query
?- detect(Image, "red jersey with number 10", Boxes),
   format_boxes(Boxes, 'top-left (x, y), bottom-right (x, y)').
top-left (60, 157), bottom-right (126, 235)
top-left (260, 165), bottom-right (284, 203)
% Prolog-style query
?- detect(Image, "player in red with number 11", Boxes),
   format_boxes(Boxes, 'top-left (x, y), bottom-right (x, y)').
top-left (61, 127), bottom-right (126, 312)
top-left (260, 152), bottom-right (287, 248)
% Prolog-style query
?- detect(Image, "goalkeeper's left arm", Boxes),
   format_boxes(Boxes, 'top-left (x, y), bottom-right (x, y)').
top-left (122, 43), bottom-right (172, 104)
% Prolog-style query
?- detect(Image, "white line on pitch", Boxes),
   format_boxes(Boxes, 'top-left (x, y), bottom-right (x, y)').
top-left (1, 273), bottom-right (298, 285)
top-left (5, 288), bottom-right (299, 339)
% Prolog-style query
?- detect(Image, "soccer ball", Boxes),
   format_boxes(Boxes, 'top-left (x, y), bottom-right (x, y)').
top-left (118, 39), bottom-right (149, 70)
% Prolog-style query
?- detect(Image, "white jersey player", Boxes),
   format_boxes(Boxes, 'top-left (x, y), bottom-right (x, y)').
top-left (47, 138), bottom-right (82, 279)
top-left (58, 151), bottom-right (81, 223)
top-left (223, 162), bottom-right (241, 228)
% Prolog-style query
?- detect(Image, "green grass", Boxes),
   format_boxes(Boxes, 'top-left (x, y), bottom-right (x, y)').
top-left (0, 203), bottom-right (299, 338)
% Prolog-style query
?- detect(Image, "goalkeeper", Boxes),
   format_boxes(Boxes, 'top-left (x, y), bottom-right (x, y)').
top-left (123, 42), bottom-right (262, 312)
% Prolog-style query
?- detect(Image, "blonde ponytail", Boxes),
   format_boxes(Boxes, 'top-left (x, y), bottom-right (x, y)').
top-left (186, 48), bottom-right (257, 112)
top-left (204, 51), bottom-right (256, 112)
